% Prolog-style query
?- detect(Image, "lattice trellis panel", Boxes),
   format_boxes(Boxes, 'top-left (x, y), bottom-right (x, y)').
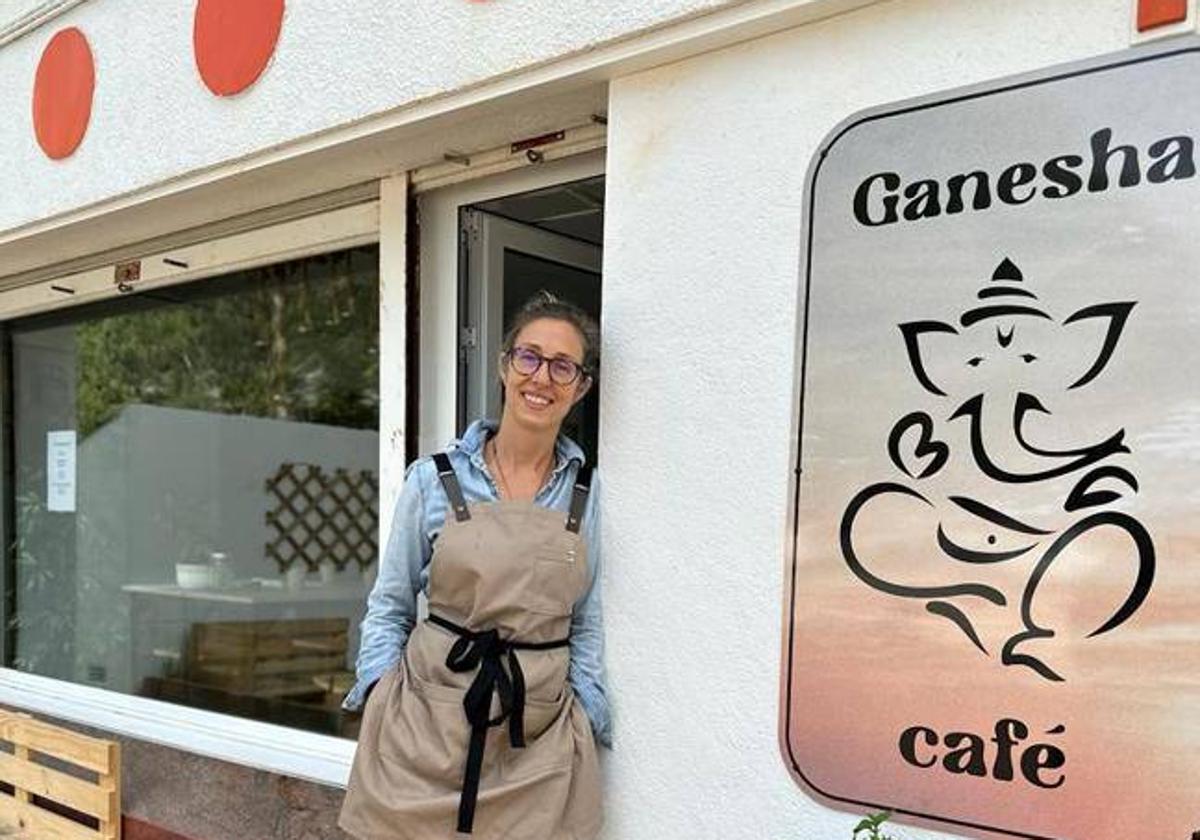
top-left (265, 463), bottom-right (379, 573)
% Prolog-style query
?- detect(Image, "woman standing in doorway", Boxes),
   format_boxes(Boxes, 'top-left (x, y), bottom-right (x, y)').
top-left (340, 291), bottom-right (610, 840)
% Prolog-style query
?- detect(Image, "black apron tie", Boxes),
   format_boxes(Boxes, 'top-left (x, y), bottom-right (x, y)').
top-left (427, 613), bottom-right (570, 834)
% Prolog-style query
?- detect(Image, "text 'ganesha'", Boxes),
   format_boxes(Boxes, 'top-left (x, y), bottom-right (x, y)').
top-left (840, 258), bottom-right (1154, 682)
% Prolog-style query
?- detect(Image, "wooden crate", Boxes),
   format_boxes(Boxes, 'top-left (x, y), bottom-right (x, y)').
top-left (0, 712), bottom-right (120, 840)
top-left (187, 618), bottom-right (350, 699)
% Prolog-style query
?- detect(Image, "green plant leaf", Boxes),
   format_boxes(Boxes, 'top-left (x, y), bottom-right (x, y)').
top-left (852, 811), bottom-right (894, 840)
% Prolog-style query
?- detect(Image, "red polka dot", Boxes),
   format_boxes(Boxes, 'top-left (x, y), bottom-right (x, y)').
top-left (32, 28), bottom-right (94, 161)
top-left (193, 0), bottom-right (284, 97)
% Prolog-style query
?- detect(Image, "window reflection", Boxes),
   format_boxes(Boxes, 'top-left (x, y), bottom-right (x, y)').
top-left (9, 245), bottom-right (379, 739)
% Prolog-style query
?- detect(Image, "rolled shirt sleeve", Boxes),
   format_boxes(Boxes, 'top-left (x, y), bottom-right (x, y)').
top-left (342, 461), bottom-right (431, 712)
top-left (568, 469), bottom-right (613, 748)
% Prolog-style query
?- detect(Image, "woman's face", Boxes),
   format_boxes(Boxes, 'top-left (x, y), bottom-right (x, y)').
top-left (499, 317), bottom-right (591, 434)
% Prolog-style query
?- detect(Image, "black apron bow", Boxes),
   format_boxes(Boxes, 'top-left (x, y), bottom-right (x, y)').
top-left (427, 613), bottom-right (570, 834)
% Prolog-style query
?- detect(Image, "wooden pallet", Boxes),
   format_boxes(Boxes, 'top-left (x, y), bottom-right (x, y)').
top-left (0, 711), bottom-right (121, 839)
top-left (187, 617), bottom-right (349, 698)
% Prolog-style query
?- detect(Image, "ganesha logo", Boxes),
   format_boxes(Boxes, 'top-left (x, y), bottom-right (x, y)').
top-left (838, 257), bottom-right (1155, 682)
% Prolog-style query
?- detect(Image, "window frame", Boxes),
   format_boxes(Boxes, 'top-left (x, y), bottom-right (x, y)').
top-left (0, 200), bottom-right (382, 787)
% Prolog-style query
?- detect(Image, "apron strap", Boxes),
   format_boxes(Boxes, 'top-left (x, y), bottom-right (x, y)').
top-left (427, 612), bottom-right (570, 834)
top-left (565, 464), bottom-right (594, 533)
top-left (432, 453), bottom-right (471, 522)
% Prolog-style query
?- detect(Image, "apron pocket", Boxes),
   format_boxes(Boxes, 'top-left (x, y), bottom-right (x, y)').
top-left (522, 682), bottom-right (567, 737)
top-left (371, 659), bottom-right (474, 786)
top-left (535, 531), bottom-right (582, 565)
top-left (501, 693), bottom-right (573, 782)
top-left (405, 661), bottom-right (467, 704)
top-left (526, 550), bottom-right (584, 616)
top-left (355, 666), bottom-right (399, 747)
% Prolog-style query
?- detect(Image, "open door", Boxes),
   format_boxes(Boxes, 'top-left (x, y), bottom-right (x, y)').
top-left (459, 203), bottom-right (602, 461)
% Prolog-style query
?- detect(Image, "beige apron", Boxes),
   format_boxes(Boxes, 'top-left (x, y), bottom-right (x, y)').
top-left (339, 453), bottom-right (602, 840)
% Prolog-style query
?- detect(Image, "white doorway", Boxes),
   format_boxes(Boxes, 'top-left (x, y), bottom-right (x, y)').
top-left (460, 178), bottom-right (603, 460)
top-left (417, 152), bottom-right (605, 460)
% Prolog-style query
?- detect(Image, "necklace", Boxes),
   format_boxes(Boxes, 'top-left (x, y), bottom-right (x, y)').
top-left (489, 437), bottom-right (550, 501)
top-left (489, 438), bottom-right (513, 499)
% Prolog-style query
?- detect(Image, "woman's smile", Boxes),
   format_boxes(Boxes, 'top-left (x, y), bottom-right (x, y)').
top-left (520, 389), bottom-right (554, 410)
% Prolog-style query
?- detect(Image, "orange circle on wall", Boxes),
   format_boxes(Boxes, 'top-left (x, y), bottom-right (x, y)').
top-left (32, 28), bottom-right (95, 160)
top-left (193, 0), bottom-right (284, 97)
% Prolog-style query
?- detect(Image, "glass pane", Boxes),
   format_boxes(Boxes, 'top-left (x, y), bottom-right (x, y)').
top-left (9, 245), bottom-right (379, 739)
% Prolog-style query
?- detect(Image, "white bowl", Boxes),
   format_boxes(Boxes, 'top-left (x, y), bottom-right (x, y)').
top-left (175, 562), bottom-right (213, 589)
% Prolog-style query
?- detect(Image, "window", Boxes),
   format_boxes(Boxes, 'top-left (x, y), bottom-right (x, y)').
top-left (6, 244), bottom-right (378, 739)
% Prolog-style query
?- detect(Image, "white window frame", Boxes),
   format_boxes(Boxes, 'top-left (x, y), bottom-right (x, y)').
top-left (0, 202), bottom-right (379, 321)
top-left (0, 198), bottom-right (387, 788)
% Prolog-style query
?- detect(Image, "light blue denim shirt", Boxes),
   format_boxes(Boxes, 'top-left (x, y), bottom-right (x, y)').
top-left (344, 419), bottom-right (612, 747)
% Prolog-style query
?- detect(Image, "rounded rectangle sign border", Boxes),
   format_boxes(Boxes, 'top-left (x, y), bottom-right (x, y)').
top-left (779, 36), bottom-right (1200, 840)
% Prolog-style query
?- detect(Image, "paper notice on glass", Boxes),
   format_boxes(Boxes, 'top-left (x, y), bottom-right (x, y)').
top-left (47, 430), bottom-right (77, 512)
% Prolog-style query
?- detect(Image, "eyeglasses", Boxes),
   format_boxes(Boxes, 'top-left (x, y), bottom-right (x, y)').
top-left (505, 345), bottom-right (590, 386)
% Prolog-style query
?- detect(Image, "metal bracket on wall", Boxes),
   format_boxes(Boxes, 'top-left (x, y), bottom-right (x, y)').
top-left (411, 120), bottom-right (607, 195)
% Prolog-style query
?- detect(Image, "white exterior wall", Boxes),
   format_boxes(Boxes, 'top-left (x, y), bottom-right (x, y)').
top-left (0, 0), bottom-right (1183, 836)
top-left (0, 0), bottom-right (736, 234)
top-left (601, 1), bottom-right (1135, 838)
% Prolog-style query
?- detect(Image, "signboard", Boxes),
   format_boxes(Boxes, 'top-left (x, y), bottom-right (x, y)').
top-left (782, 41), bottom-right (1200, 840)
top-left (46, 429), bottom-right (76, 512)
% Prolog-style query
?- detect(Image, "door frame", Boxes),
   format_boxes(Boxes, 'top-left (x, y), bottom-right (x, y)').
top-left (415, 150), bottom-right (605, 457)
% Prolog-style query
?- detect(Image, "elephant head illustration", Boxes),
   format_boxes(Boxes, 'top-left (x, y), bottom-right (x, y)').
top-left (838, 257), bottom-right (1154, 683)
top-left (896, 257), bottom-right (1134, 483)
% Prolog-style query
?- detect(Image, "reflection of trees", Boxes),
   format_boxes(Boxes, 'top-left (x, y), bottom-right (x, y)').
top-left (10, 485), bottom-right (73, 675)
top-left (76, 247), bottom-right (380, 438)
top-left (11, 470), bottom-right (132, 683)
top-left (9, 246), bottom-right (379, 683)
top-left (8, 481), bottom-right (113, 678)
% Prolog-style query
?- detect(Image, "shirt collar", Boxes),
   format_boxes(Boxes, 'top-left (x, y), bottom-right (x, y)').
top-left (453, 418), bottom-right (586, 479)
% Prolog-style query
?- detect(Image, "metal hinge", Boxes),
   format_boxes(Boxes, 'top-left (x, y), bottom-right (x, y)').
top-left (459, 325), bottom-right (478, 350)
top-left (461, 209), bottom-right (481, 245)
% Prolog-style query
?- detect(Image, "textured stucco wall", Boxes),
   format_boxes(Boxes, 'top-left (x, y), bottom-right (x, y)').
top-left (0, 0), bottom-right (739, 235)
top-left (600, 1), bottom-right (1134, 838)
